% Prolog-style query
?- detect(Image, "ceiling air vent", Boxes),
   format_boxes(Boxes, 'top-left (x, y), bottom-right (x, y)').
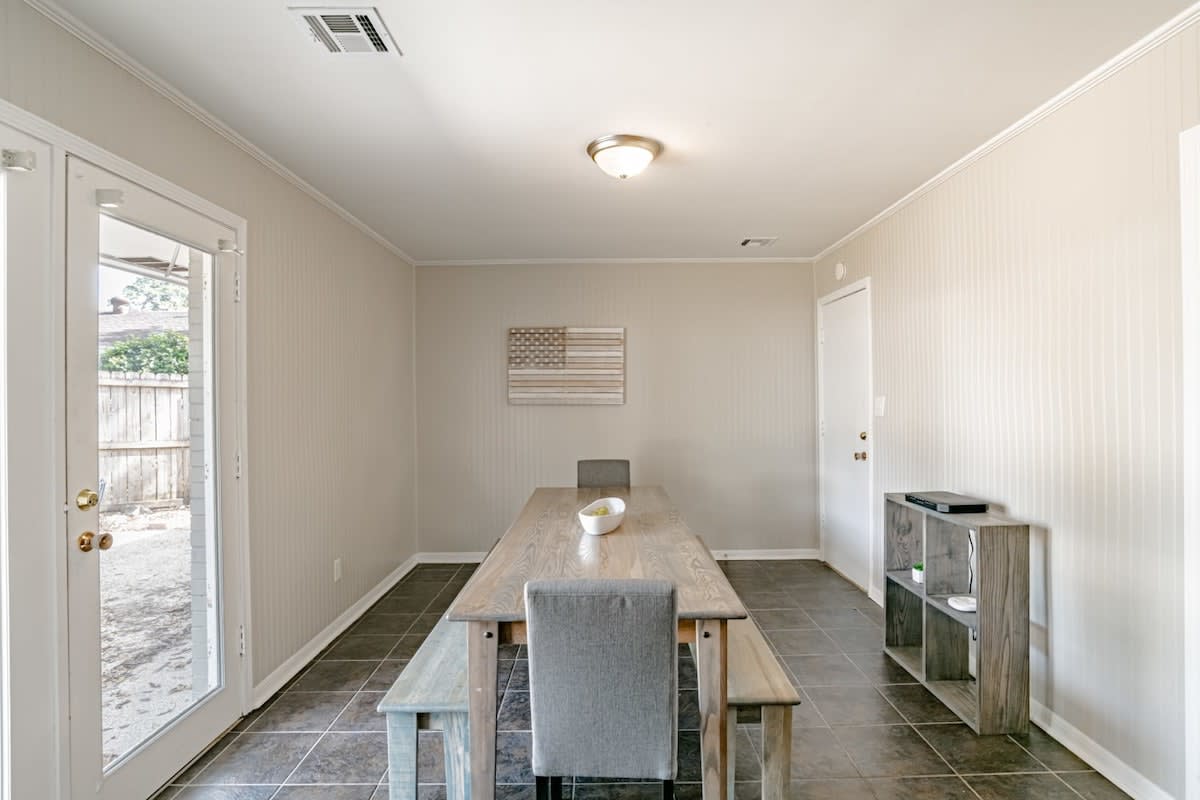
top-left (289, 7), bottom-right (400, 55)
top-left (740, 237), bottom-right (779, 248)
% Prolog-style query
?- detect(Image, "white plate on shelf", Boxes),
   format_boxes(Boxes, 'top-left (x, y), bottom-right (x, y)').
top-left (947, 596), bottom-right (977, 613)
top-left (578, 497), bottom-right (626, 536)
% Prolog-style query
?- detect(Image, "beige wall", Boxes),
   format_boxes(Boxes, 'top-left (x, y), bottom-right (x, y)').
top-left (416, 261), bottom-right (817, 553)
top-left (814, 24), bottom-right (1196, 798)
top-left (0, 0), bottom-right (418, 687)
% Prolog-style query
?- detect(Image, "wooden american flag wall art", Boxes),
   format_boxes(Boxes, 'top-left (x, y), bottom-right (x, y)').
top-left (507, 327), bottom-right (625, 405)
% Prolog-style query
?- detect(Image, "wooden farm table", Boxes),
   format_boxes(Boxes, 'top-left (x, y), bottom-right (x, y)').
top-left (446, 486), bottom-right (747, 800)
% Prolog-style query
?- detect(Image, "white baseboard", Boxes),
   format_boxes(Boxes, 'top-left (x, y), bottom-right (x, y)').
top-left (867, 584), bottom-right (884, 606)
top-left (711, 548), bottom-right (822, 560)
top-left (1030, 700), bottom-right (1173, 800)
top-left (250, 554), bottom-right (419, 707)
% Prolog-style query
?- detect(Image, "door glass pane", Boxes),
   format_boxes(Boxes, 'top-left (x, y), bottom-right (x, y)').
top-left (96, 215), bottom-right (218, 768)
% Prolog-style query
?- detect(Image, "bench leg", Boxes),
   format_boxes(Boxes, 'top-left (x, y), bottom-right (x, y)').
top-left (387, 711), bottom-right (419, 800)
top-left (437, 711), bottom-right (471, 800)
top-left (726, 709), bottom-right (736, 800)
top-left (760, 706), bottom-right (792, 800)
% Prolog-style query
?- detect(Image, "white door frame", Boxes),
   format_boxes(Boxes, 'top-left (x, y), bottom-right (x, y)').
top-left (0, 96), bottom-right (251, 799)
top-left (815, 276), bottom-right (876, 599)
top-left (1180, 124), bottom-right (1200, 800)
top-left (1, 119), bottom-right (55, 800)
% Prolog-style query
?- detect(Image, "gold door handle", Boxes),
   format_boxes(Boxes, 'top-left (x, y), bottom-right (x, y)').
top-left (853, 451), bottom-right (868, 461)
top-left (76, 489), bottom-right (100, 510)
top-left (78, 532), bottom-right (113, 552)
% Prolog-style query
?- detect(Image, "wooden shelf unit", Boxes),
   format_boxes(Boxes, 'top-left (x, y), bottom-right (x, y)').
top-left (883, 493), bottom-right (1030, 735)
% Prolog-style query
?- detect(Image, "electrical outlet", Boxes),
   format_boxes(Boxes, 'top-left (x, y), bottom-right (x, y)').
top-left (333, 558), bottom-right (342, 583)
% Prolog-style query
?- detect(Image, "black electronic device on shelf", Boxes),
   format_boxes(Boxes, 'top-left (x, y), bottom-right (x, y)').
top-left (903, 491), bottom-right (987, 514)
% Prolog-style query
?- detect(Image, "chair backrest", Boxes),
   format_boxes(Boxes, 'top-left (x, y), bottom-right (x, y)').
top-left (577, 459), bottom-right (631, 489)
top-left (524, 579), bottom-right (677, 780)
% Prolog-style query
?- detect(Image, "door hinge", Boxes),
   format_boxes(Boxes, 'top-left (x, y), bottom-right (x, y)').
top-left (1, 149), bottom-right (36, 172)
top-left (238, 624), bottom-right (246, 657)
top-left (233, 271), bottom-right (241, 303)
top-left (235, 451), bottom-right (242, 479)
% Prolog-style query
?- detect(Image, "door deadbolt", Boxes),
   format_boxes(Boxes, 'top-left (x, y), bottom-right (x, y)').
top-left (859, 431), bottom-right (867, 441)
top-left (76, 488), bottom-right (100, 510)
top-left (78, 531), bottom-right (113, 552)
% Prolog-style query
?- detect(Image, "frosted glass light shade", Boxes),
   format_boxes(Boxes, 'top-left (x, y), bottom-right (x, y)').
top-left (587, 135), bottom-right (662, 179)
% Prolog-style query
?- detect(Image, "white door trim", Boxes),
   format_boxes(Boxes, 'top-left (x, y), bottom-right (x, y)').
top-left (1, 121), bottom-right (56, 800)
top-left (0, 97), bottom-right (252, 799)
top-left (1180, 124), bottom-right (1200, 800)
top-left (815, 277), bottom-right (875, 597)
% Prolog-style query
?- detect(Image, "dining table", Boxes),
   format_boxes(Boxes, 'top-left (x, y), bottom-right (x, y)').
top-left (446, 485), bottom-right (747, 800)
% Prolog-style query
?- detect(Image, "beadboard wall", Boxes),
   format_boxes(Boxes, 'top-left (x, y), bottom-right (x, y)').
top-left (0, 0), bottom-right (418, 688)
top-left (814, 24), bottom-right (1196, 798)
top-left (416, 261), bottom-right (818, 554)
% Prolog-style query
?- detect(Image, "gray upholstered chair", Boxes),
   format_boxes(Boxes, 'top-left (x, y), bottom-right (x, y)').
top-left (576, 459), bottom-right (631, 489)
top-left (524, 579), bottom-right (677, 800)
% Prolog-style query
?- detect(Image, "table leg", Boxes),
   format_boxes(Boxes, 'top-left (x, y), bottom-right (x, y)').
top-left (467, 620), bottom-right (499, 800)
top-left (760, 706), bottom-right (791, 800)
top-left (696, 619), bottom-right (728, 800)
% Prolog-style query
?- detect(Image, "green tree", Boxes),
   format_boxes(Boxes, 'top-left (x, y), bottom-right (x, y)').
top-left (122, 276), bottom-right (188, 311)
top-left (99, 332), bottom-right (189, 375)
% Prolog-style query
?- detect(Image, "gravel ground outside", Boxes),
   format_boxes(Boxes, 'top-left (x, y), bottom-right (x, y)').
top-left (100, 506), bottom-right (198, 765)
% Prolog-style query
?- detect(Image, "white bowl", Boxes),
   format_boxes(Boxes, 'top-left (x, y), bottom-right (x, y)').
top-left (578, 497), bottom-right (626, 536)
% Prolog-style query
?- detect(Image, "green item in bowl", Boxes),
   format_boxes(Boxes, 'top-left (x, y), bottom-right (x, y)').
top-left (590, 506), bottom-right (610, 516)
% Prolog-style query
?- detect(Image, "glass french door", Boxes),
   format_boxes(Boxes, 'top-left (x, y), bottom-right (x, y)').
top-left (66, 158), bottom-right (243, 799)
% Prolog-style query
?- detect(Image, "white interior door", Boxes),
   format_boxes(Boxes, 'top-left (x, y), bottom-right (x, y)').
top-left (66, 157), bottom-right (244, 800)
top-left (818, 284), bottom-right (872, 590)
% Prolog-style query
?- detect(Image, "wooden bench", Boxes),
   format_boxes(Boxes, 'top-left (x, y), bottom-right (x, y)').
top-left (718, 617), bottom-right (802, 800)
top-left (690, 541), bottom-right (802, 800)
top-left (378, 616), bottom-right (471, 800)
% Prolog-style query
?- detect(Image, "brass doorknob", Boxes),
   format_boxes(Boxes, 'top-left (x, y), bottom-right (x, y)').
top-left (853, 451), bottom-right (869, 461)
top-left (76, 489), bottom-right (100, 510)
top-left (78, 532), bottom-right (114, 552)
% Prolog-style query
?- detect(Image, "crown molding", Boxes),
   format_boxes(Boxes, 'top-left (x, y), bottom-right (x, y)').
top-left (26, 0), bottom-right (1200, 269)
top-left (23, 0), bottom-right (416, 267)
top-left (414, 256), bottom-right (816, 267)
top-left (811, 0), bottom-right (1200, 263)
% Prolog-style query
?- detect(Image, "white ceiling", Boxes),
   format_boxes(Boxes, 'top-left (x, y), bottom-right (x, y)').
top-left (53, 0), bottom-right (1193, 263)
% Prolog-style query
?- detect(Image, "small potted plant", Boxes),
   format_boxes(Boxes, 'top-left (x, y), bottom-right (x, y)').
top-left (912, 561), bottom-right (925, 585)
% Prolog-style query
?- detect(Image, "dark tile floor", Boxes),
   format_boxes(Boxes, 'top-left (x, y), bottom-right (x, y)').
top-left (152, 560), bottom-right (1129, 800)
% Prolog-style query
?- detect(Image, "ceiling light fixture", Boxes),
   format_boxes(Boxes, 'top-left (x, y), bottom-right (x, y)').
top-left (586, 134), bottom-right (663, 180)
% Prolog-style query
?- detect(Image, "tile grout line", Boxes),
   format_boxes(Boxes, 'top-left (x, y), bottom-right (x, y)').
top-left (1002, 735), bottom-right (1091, 800)
top-left (868, 682), bottom-right (984, 800)
top-left (172, 568), bottom-right (431, 791)
top-left (264, 568), bottom-right (458, 799)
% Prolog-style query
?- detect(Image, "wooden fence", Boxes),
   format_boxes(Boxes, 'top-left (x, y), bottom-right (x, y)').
top-left (98, 371), bottom-right (190, 511)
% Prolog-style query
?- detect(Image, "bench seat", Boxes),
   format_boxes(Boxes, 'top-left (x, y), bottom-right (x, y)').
top-left (378, 616), bottom-right (470, 800)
